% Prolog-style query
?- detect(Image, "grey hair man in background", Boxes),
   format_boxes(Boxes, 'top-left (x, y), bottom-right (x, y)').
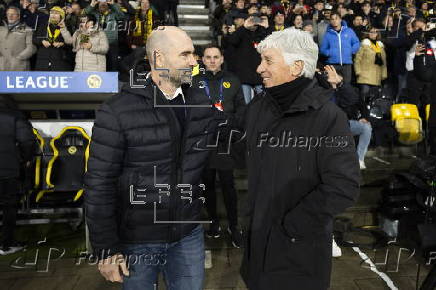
top-left (240, 28), bottom-right (360, 290)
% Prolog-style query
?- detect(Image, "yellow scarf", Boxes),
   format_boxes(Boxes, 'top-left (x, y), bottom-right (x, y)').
top-left (133, 9), bottom-right (153, 41)
top-left (370, 41), bottom-right (382, 53)
top-left (47, 25), bottom-right (60, 43)
top-left (99, 10), bottom-right (109, 27)
top-left (275, 25), bottom-right (285, 31)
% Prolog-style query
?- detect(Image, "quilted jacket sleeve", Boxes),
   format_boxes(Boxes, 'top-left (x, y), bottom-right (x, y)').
top-left (84, 101), bottom-right (125, 259)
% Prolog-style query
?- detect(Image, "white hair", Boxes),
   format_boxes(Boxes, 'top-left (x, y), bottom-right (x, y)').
top-left (257, 28), bottom-right (318, 78)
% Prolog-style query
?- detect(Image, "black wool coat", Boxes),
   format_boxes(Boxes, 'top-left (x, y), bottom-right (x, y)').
top-left (240, 79), bottom-right (360, 290)
top-left (225, 26), bottom-right (270, 86)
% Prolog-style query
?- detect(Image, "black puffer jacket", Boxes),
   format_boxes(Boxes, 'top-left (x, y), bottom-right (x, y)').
top-left (0, 96), bottom-right (36, 178)
top-left (84, 77), bottom-right (219, 257)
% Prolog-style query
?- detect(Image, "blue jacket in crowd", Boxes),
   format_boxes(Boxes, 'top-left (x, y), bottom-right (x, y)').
top-left (320, 21), bottom-right (360, 65)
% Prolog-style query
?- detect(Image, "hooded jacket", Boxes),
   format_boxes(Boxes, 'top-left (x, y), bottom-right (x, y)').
top-left (240, 79), bottom-right (360, 290)
top-left (320, 20), bottom-right (360, 65)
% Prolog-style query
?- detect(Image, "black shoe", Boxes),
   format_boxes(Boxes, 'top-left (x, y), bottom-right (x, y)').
top-left (227, 227), bottom-right (243, 248)
top-left (206, 223), bottom-right (221, 238)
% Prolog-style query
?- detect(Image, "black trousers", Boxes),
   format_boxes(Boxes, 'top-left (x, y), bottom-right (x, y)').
top-left (201, 169), bottom-right (238, 228)
top-left (106, 43), bottom-right (119, 72)
top-left (407, 72), bottom-right (432, 109)
top-left (0, 178), bottom-right (18, 247)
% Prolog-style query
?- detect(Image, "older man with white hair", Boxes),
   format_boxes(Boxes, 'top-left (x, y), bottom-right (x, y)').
top-left (240, 28), bottom-right (360, 290)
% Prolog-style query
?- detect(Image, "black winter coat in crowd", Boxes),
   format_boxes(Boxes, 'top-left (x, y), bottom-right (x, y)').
top-left (240, 79), bottom-right (360, 290)
top-left (192, 70), bottom-right (247, 170)
top-left (335, 83), bottom-right (370, 120)
top-left (33, 22), bottom-right (72, 71)
top-left (225, 26), bottom-right (270, 85)
top-left (84, 76), bottom-right (219, 258)
top-left (0, 96), bottom-right (36, 178)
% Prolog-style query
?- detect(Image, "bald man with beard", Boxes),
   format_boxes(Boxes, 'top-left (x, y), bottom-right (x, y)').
top-left (84, 26), bottom-right (219, 290)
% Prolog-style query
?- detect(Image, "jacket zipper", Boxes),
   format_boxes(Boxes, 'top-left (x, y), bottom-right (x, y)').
top-left (175, 104), bottom-right (190, 231)
top-left (336, 29), bottom-right (343, 65)
top-left (153, 85), bottom-right (181, 241)
top-left (168, 94), bottom-right (189, 241)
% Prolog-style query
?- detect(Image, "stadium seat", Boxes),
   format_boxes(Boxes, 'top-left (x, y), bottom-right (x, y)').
top-left (391, 104), bottom-right (424, 145)
top-left (36, 126), bottom-right (90, 203)
top-left (32, 128), bottom-right (44, 191)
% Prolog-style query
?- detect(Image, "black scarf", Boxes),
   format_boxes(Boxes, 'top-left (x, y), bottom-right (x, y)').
top-left (266, 77), bottom-right (312, 112)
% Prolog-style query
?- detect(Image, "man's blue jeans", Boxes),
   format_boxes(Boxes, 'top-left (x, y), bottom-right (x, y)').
top-left (121, 225), bottom-right (205, 290)
top-left (349, 120), bottom-right (372, 162)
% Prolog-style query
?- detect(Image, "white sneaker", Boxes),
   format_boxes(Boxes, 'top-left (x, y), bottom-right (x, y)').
top-left (0, 246), bottom-right (24, 255)
top-left (204, 250), bottom-right (212, 269)
top-left (332, 238), bottom-right (342, 258)
top-left (359, 160), bottom-right (366, 170)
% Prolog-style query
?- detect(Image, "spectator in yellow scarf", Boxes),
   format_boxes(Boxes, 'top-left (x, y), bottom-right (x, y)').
top-left (354, 26), bottom-right (388, 100)
top-left (127, 0), bottom-right (159, 49)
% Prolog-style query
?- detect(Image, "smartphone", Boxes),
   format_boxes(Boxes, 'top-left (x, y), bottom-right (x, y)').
top-left (251, 14), bottom-right (262, 24)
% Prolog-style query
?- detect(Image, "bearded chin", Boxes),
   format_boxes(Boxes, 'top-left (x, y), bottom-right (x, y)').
top-left (169, 70), bottom-right (192, 86)
top-left (180, 73), bottom-right (193, 85)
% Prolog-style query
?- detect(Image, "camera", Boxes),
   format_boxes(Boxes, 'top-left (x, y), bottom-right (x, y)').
top-left (250, 13), bottom-right (262, 24)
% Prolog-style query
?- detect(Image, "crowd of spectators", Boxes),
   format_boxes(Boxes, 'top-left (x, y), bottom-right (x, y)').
top-left (211, 0), bottom-right (436, 162)
top-left (2, 0), bottom-right (436, 158)
top-left (0, 0), bottom-right (173, 72)
top-left (211, 0), bottom-right (436, 100)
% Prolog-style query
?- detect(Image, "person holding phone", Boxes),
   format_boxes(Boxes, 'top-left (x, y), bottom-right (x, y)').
top-left (226, 12), bottom-right (271, 104)
top-left (33, 6), bottom-right (73, 71)
top-left (60, 14), bottom-right (109, 71)
top-left (84, 0), bottom-right (126, 71)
